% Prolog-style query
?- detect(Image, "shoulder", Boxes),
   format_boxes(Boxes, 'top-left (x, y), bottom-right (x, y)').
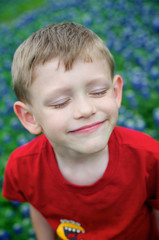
top-left (114, 126), bottom-right (159, 153)
top-left (3, 134), bottom-right (52, 202)
top-left (4, 134), bottom-right (53, 190)
top-left (112, 127), bottom-right (159, 180)
top-left (10, 134), bottom-right (48, 159)
top-left (7, 134), bottom-right (50, 170)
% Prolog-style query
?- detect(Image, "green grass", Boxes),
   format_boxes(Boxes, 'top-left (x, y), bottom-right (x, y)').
top-left (0, 0), bottom-right (48, 24)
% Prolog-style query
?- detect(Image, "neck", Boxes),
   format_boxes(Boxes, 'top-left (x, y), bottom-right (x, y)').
top-left (54, 146), bottom-right (109, 186)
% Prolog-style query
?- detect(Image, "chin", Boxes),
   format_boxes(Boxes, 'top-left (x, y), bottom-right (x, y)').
top-left (79, 139), bottom-right (108, 154)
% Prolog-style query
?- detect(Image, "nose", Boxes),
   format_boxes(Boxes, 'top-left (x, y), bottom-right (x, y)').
top-left (73, 96), bottom-right (96, 119)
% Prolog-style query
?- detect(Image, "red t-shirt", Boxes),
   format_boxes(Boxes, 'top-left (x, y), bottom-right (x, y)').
top-left (2, 127), bottom-right (159, 239)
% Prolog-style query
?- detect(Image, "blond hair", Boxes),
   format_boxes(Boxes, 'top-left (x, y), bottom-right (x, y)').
top-left (12, 22), bottom-right (114, 104)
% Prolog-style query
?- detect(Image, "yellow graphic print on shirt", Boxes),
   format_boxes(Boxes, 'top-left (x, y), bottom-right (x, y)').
top-left (56, 219), bottom-right (85, 240)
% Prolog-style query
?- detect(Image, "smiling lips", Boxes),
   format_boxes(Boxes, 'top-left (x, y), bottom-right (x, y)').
top-left (69, 121), bottom-right (105, 134)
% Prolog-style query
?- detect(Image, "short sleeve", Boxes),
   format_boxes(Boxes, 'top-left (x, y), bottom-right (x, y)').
top-left (2, 154), bottom-right (27, 202)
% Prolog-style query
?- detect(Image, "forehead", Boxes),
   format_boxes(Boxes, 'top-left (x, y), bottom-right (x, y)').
top-left (32, 57), bottom-right (111, 85)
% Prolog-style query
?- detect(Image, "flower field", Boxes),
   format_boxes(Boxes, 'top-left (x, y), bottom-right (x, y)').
top-left (0, 0), bottom-right (159, 239)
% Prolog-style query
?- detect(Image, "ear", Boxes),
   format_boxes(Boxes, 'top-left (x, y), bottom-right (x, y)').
top-left (113, 74), bottom-right (123, 108)
top-left (14, 101), bottom-right (42, 135)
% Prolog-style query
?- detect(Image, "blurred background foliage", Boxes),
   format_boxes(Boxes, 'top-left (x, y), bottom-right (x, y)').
top-left (0, 0), bottom-right (48, 23)
top-left (0, 0), bottom-right (159, 239)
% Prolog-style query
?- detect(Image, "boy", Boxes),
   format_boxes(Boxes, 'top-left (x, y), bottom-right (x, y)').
top-left (2, 22), bottom-right (159, 240)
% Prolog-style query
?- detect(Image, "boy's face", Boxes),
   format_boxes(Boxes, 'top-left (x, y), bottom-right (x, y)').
top-left (28, 58), bottom-right (122, 156)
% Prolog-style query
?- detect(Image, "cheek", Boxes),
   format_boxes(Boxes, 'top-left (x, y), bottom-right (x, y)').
top-left (100, 97), bottom-right (118, 113)
top-left (43, 113), bottom-right (68, 133)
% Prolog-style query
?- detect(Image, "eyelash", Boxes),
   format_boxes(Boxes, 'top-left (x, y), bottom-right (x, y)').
top-left (52, 99), bottom-right (70, 109)
top-left (90, 89), bottom-right (107, 96)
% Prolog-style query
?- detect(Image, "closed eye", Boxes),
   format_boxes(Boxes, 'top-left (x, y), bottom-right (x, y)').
top-left (50, 98), bottom-right (71, 109)
top-left (89, 89), bottom-right (107, 97)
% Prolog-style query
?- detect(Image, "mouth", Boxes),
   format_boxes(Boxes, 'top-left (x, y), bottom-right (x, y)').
top-left (64, 226), bottom-right (84, 239)
top-left (69, 120), bottom-right (105, 134)
top-left (56, 220), bottom-right (85, 240)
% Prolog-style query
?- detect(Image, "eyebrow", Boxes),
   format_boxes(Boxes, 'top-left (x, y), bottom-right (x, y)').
top-left (86, 76), bottom-right (111, 90)
top-left (86, 76), bottom-right (109, 85)
top-left (43, 87), bottom-right (71, 103)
